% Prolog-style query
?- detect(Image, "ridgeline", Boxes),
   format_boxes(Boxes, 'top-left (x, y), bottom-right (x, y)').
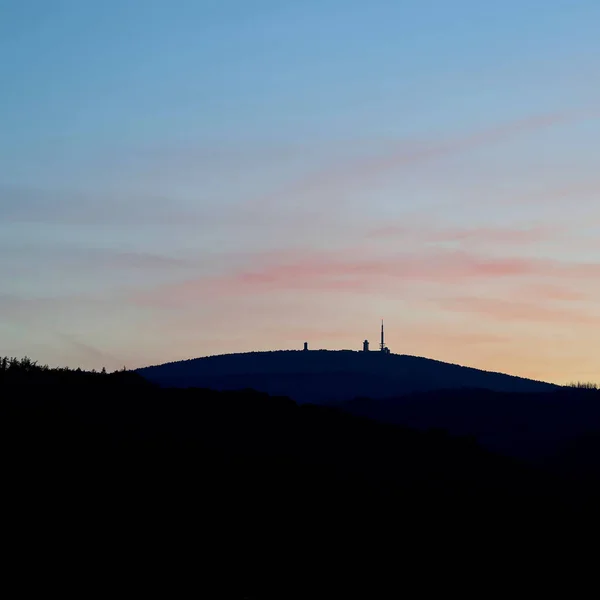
top-left (137, 349), bottom-right (558, 402)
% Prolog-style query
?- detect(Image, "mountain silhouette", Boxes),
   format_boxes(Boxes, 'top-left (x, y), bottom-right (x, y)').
top-left (136, 351), bottom-right (600, 465)
top-left (137, 349), bottom-right (557, 403)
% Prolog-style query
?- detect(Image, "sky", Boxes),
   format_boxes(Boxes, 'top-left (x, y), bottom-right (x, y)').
top-left (1, 0), bottom-right (599, 383)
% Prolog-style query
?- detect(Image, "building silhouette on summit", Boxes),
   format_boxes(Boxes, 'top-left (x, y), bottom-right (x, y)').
top-left (305, 321), bottom-right (391, 354)
top-left (361, 320), bottom-right (390, 353)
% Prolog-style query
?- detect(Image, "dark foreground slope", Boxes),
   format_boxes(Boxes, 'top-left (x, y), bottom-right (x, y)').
top-left (137, 352), bottom-right (598, 466)
top-left (4, 364), bottom-right (598, 596)
top-left (343, 387), bottom-right (600, 464)
top-left (137, 350), bottom-right (557, 402)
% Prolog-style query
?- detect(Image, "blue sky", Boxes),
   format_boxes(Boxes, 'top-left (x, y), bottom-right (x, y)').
top-left (1, 0), bottom-right (599, 382)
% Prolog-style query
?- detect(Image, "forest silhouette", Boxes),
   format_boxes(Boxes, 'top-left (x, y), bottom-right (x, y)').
top-left (4, 356), bottom-right (599, 597)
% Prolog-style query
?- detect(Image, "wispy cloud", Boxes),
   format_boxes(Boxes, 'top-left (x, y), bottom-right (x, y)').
top-left (0, 293), bottom-right (117, 321)
top-left (0, 243), bottom-right (193, 271)
top-left (518, 283), bottom-right (590, 302)
top-left (4, 109), bottom-right (596, 241)
top-left (438, 296), bottom-right (600, 325)
top-left (254, 109), bottom-right (599, 210)
top-left (55, 333), bottom-right (125, 370)
top-left (0, 184), bottom-right (208, 227)
top-left (223, 250), bottom-right (600, 289)
top-left (366, 223), bottom-right (561, 245)
top-left (130, 246), bottom-right (600, 309)
top-left (70, 248), bottom-right (192, 270)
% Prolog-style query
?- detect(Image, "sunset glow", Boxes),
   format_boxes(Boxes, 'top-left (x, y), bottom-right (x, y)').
top-left (1, 1), bottom-right (598, 384)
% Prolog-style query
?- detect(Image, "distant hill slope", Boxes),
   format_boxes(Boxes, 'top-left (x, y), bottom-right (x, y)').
top-left (136, 350), bottom-right (557, 403)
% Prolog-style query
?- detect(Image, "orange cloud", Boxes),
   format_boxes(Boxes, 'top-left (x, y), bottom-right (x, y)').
top-left (518, 283), bottom-right (590, 302)
top-left (232, 253), bottom-right (533, 285)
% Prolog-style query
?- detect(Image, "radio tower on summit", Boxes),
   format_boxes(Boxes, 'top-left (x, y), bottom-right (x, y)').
top-left (380, 319), bottom-right (390, 353)
top-left (361, 320), bottom-right (391, 354)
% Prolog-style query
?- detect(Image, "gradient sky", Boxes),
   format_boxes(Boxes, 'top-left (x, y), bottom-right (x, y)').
top-left (1, 0), bottom-right (599, 383)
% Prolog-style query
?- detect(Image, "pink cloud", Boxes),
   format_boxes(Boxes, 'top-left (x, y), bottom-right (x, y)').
top-left (225, 251), bottom-right (600, 291)
top-left (438, 296), bottom-right (600, 325)
top-left (226, 253), bottom-right (529, 296)
top-left (130, 247), bottom-right (600, 309)
top-left (397, 324), bottom-right (510, 345)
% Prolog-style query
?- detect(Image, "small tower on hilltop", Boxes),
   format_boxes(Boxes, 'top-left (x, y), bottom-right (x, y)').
top-left (363, 339), bottom-right (369, 352)
top-left (303, 342), bottom-right (308, 351)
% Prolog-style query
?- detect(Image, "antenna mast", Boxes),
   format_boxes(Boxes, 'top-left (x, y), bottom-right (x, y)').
top-left (380, 319), bottom-right (385, 352)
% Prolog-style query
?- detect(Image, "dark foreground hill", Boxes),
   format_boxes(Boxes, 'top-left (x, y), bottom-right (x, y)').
top-left (5, 363), bottom-right (598, 596)
top-left (137, 352), bottom-right (600, 466)
top-left (137, 350), bottom-right (557, 402)
top-left (342, 387), bottom-right (600, 465)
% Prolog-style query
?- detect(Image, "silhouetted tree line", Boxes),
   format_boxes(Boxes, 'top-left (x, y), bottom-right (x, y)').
top-left (4, 358), bottom-right (599, 597)
top-left (0, 356), bottom-right (145, 386)
top-left (568, 381), bottom-right (599, 390)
